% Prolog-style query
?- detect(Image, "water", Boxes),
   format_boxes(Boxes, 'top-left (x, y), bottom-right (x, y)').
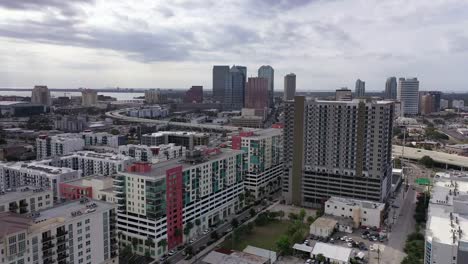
top-left (0, 90), bottom-right (144, 100)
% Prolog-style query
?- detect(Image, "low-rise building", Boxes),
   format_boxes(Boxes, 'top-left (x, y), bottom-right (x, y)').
top-left (231, 128), bottom-right (283, 200)
top-left (425, 177), bottom-right (468, 264)
top-left (231, 116), bottom-right (264, 128)
top-left (41, 151), bottom-right (134, 177)
top-left (309, 216), bottom-right (338, 238)
top-left (311, 242), bottom-right (353, 264)
top-left (118, 144), bottom-right (186, 163)
top-left (36, 133), bottom-right (85, 160)
top-left (60, 176), bottom-right (116, 203)
top-left (0, 199), bottom-right (118, 264)
top-left (202, 248), bottom-right (269, 264)
top-left (0, 186), bottom-right (53, 214)
top-left (114, 148), bottom-right (245, 260)
top-left (141, 131), bottom-right (209, 150)
top-left (127, 105), bottom-right (169, 118)
top-left (324, 196), bottom-right (385, 228)
top-left (445, 144), bottom-right (468, 156)
top-left (0, 162), bottom-right (80, 200)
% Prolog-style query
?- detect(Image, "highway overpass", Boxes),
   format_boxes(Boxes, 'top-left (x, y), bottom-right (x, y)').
top-left (393, 145), bottom-right (468, 171)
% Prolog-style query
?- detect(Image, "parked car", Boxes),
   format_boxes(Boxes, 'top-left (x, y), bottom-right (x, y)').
top-left (340, 236), bottom-right (347, 241)
top-left (347, 242), bottom-right (353, 248)
top-left (189, 238), bottom-right (195, 244)
top-left (168, 250), bottom-right (176, 256)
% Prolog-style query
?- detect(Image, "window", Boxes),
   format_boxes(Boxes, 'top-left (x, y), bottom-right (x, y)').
top-left (85, 219), bottom-right (90, 224)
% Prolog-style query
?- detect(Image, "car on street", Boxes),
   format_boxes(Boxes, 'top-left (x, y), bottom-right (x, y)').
top-left (189, 238), bottom-right (195, 244)
top-left (347, 242), bottom-right (353, 248)
top-left (226, 227), bottom-right (233, 232)
top-left (160, 255), bottom-right (167, 261)
top-left (305, 259), bottom-right (312, 264)
top-left (203, 229), bottom-right (210, 234)
top-left (168, 249), bottom-right (176, 256)
top-left (303, 240), bottom-right (309, 245)
top-left (340, 236), bottom-right (347, 241)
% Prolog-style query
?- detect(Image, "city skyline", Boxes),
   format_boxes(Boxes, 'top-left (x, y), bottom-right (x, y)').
top-left (0, 1), bottom-right (468, 92)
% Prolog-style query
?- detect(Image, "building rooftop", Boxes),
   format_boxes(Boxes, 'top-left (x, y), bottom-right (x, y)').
top-left (314, 99), bottom-right (394, 105)
top-left (4, 162), bottom-right (77, 175)
top-left (0, 186), bottom-right (52, 204)
top-left (427, 178), bottom-right (468, 245)
top-left (0, 212), bottom-right (33, 240)
top-left (145, 131), bottom-right (209, 137)
top-left (311, 242), bottom-right (352, 262)
top-left (62, 175), bottom-right (113, 188)
top-left (326, 196), bottom-right (385, 210)
top-left (121, 148), bottom-right (242, 179)
top-left (393, 145), bottom-right (468, 168)
top-left (202, 249), bottom-right (268, 264)
top-left (0, 101), bottom-right (29, 106)
top-left (33, 198), bottom-right (115, 225)
top-left (60, 151), bottom-right (133, 161)
top-left (311, 216), bottom-right (338, 229)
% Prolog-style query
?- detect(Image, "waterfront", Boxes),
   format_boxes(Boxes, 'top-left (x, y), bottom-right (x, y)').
top-left (0, 90), bottom-right (144, 100)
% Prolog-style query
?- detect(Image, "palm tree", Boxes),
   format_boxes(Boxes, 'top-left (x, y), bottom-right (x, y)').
top-left (158, 239), bottom-right (168, 254)
top-left (131, 237), bottom-right (138, 251)
top-left (184, 221), bottom-right (194, 240)
top-left (145, 237), bottom-right (154, 255)
top-left (195, 219), bottom-right (201, 235)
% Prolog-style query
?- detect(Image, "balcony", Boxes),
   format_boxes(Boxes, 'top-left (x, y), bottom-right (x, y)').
top-left (42, 236), bottom-right (55, 242)
top-left (56, 230), bottom-right (68, 237)
top-left (43, 242), bottom-right (55, 250)
top-left (42, 250), bottom-right (55, 257)
top-left (57, 253), bottom-right (69, 261)
top-left (56, 237), bottom-right (67, 245)
top-left (57, 245), bottom-right (68, 253)
top-left (43, 258), bottom-right (56, 264)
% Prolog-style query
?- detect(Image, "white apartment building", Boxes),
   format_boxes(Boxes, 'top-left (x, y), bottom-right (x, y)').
top-left (324, 196), bottom-right (385, 229)
top-left (0, 186), bottom-right (53, 214)
top-left (283, 98), bottom-right (394, 207)
top-left (0, 162), bottom-right (80, 200)
top-left (82, 132), bottom-right (126, 148)
top-left (232, 128), bottom-right (283, 199)
top-left (127, 105), bottom-right (169, 118)
top-left (40, 151), bottom-right (134, 177)
top-left (0, 199), bottom-right (118, 264)
top-left (141, 131), bottom-right (209, 150)
top-left (397, 77), bottom-right (420, 116)
top-left (452, 100), bottom-right (465, 109)
top-left (114, 148), bottom-right (245, 260)
top-left (118, 143), bottom-right (186, 163)
top-left (425, 177), bottom-right (468, 264)
top-left (36, 134), bottom-right (85, 160)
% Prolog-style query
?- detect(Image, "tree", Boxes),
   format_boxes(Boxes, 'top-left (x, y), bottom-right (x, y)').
top-left (158, 239), bottom-right (168, 253)
top-left (288, 212), bottom-right (298, 221)
top-left (145, 237), bottom-right (154, 255)
top-left (185, 245), bottom-right (193, 255)
top-left (120, 244), bottom-right (133, 257)
top-left (174, 228), bottom-right (182, 238)
top-left (184, 221), bottom-right (194, 238)
top-left (419, 155), bottom-right (435, 168)
top-left (231, 218), bottom-right (239, 228)
top-left (276, 235), bottom-right (292, 256)
top-left (316, 254), bottom-right (326, 262)
top-left (195, 219), bottom-right (201, 234)
top-left (131, 237), bottom-right (138, 250)
top-left (210, 231), bottom-right (219, 240)
top-left (278, 210), bottom-right (285, 219)
top-left (299, 209), bottom-right (306, 222)
top-left (239, 193), bottom-right (245, 204)
top-left (307, 216), bottom-right (315, 225)
top-left (110, 128), bottom-right (120, 135)
top-left (249, 208), bottom-right (256, 217)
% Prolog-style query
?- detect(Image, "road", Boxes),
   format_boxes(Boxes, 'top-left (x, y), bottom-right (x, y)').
top-left (106, 109), bottom-right (258, 132)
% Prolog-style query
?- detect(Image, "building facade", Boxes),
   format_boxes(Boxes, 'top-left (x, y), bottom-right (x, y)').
top-left (283, 97), bottom-right (394, 207)
top-left (397, 77), bottom-right (420, 116)
top-left (82, 132), bottom-right (127, 148)
top-left (36, 134), bottom-right (85, 160)
top-left (145, 89), bottom-right (167, 104)
top-left (355, 79), bottom-right (365, 97)
top-left (118, 144), bottom-right (186, 163)
top-left (245, 77), bottom-right (269, 109)
top-left (0, 199), bottom-right (118, 264)
top-left (258, 65), bottom-right (274, 107)
top-left (335, 88), bottom-right (352, 101)
top-left (283, 73), bottom-right (296, 101)
top-left (82, 89), bottom-right (98, 106)
top-left (385, 77), bottom-right (397, 100)
top-left (232, 129), bottom-right (283, 200)
top-left (224, 65), bottom-right (247, 111)
top-left (141, 131), bottom-right (209, 150)
top-left (184, 86), bottom-right (203, 103)
top-left (0, 186), bottom-right (53, 214)
top-left (324, 196), bottom-right (385, 228)
top-left (31, 85), bottom-right (51, 106)
top-left (212, 65), bottom-right (230, 103)
top-left (114, 148), bottom-right (245, 260)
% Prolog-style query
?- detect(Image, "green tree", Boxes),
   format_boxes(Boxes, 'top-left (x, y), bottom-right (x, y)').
top-left (185, 245), bottom-right (193, 255)
top-left (158, 239), bottom-right (168, 253)
top-left (249, 208), bottom-right (256, 217)
top-left (195, 219), bottom-right (201, 234)
top-left (110, 128), bottom-right (120, 135)
top-left (231, 218), bottom-right (239, 228)
top-left (299, 209), bottom-right (306, 222)
top-left (288, 212), bottom-right (298, 221)
top-left (184, 221), bottom-right (194, 238)
top-left (278, 210), bottom-right (285, 219)
top-left (210, 231), bottom-right (219, 240)
top-left (276, 235), bottom-right (292, 256)
top-left (307, 216), bottom-right (315, 225)
top-left (316, 253), bottom-right (326, 262)
top-left (145, 237), bottom-right (154, 255)
top-left (131, 237), bottom-right (138, 250)
top-left (419, 156), bottom-right (435, 168)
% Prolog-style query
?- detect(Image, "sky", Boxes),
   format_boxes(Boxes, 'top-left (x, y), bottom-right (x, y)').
top-left (0, 0), bottom-right (468, 92)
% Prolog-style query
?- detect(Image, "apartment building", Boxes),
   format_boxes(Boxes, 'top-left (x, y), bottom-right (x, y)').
top-left (141, 131), bottom-right (209, 150)
top-left (82, 132), bottom-right (127, 148)
top-left (425, 177), bottom-right (468, 264)
top-left (232, 128), bottom-right (283, 199)
top-left (127, 105), bottom-right (169, 119)
top-left (0, 199), bottom-right (118, 264)
top-left (40, 151), bottom-right (134, 177)
top-left (324, 196), bottom-right (385, 228)
top-left (0, 186), bottom-right (53, 214)
top-left (0, 162), bottom-right (79, 200)
top-left (36, 134), bottom-right (85, 160)
top-left (114, 148), bottom-right (245, 260)
top-left (118, 144), bottom-right (186, 163)
top-left (283, 97), bottom-right (394, 207)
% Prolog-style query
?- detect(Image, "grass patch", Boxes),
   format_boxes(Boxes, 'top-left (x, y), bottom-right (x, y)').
top-left (221, 220), bottom-right (290, 251)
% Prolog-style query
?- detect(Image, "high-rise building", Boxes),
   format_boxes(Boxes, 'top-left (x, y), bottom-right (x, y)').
top-left (440, 99), bottom-right (449, 110)
top-left (212, 65), bottom-right (230, 102)
top-left (145, 89), bottom-right (167, 104)
top-left (355, 79), bottom-right (365, 97)
top-left (36, 134), bottom-right (85, 160)
top-left (232, 128), bottom-right (283, 200)
top-left (0, 199), bottom-right (118, 264)
top-left (31, 85), bottom-right (51, 106)
top-left (335, 87), bottom-right (352, 101)
top-left (397, 77), bottom-right (419, 116)
top-left (258, 65), bottom-right (274, 107)
top-left (385, 77), bottom-right (397, 99)
top-left (81, 89), bottom-right (98, 106)
top-left (184, 85), bottom-right (203, 103)
top-left (118, 143), bottom-right (186, 163)
top-left (245, 77), bottom-right (269, 109)
top-left (224, 65), bottom-right (247, 110)
top-left (283, 73), bottom-right (296, 101)
top-left (420, 94), bottom-right (433, 115)
top-left (114, 148), bottom-right (245, 260)
top-left (283, 97), bottom-right (394, 207)
top-left (428, 91), bottom-right (442, 112)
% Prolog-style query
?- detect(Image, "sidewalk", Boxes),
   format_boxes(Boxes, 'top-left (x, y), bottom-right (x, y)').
top-left (177, 200), bottom-right (280, 264)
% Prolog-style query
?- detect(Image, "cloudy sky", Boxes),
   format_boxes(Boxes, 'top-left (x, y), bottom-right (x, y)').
top-left (1, 0), bottom-right (468, 92)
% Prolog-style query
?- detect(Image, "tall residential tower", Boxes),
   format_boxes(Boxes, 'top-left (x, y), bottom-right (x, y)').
top-left (355, 79), bottom-right (365, 97)
top-left (385, 77), bottom-right (397, 99)
top-left (258, 65), bottom-right (274, 107)
top-left (283, 73), bottom-right (296, 101)
top-left (397, 77), bottom-right (420, 116)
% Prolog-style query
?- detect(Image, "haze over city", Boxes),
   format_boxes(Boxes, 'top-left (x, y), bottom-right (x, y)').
top-left (1, 0), bottom-right (468, 91)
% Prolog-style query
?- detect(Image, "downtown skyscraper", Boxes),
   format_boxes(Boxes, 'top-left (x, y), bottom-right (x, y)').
top-left (385, 77), bottom-right (397, 99)
top-left (223, 65), bottom-right (247, 110)
top-left (258, 65), bottom-right (274, 107)
top-left (212, 65), bottom-right (230, 102)
top-left (397, 77), bottom-right (420, 116)
top-left (283, 73), bottom-right (296, 101)
top-left (245, 77), bottom-right (268, 109)
top-left (355, 79), bottom-right (365, 97)
top-left (283, 97), bottom-right (394, 207)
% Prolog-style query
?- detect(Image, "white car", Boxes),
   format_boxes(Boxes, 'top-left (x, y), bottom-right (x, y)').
top-left (347, 242), bottom-right (353, 248)
top-left (168, 249), bottom-right (176, 256)
top-left (340, 236), bottom-right (347, 241)
top-left (189, 239), bottom-right (195, 244)
top-left (346, 238), bottom-right (353, 242)
top-left (303, 240), bottom-right (309, 245)
top-left (305, 259), bottom-right (312, 264)
top-left (203, 229), bottom-right (210, 234)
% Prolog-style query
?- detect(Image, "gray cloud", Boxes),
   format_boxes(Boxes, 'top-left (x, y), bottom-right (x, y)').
top-left (0, 0), bottom-right (94, 16)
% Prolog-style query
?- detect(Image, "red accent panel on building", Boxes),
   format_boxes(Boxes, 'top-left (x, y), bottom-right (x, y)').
top-left (271, 123), bottom-right (284, 128)
top-left (166, 165), bottom-right (184, 250)
top-left (59, 183), bottom-right (92, 200)
top-left (127, 162), bottom-right (152, 173)
top-left (231, 136), bottom-right (241, 150)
